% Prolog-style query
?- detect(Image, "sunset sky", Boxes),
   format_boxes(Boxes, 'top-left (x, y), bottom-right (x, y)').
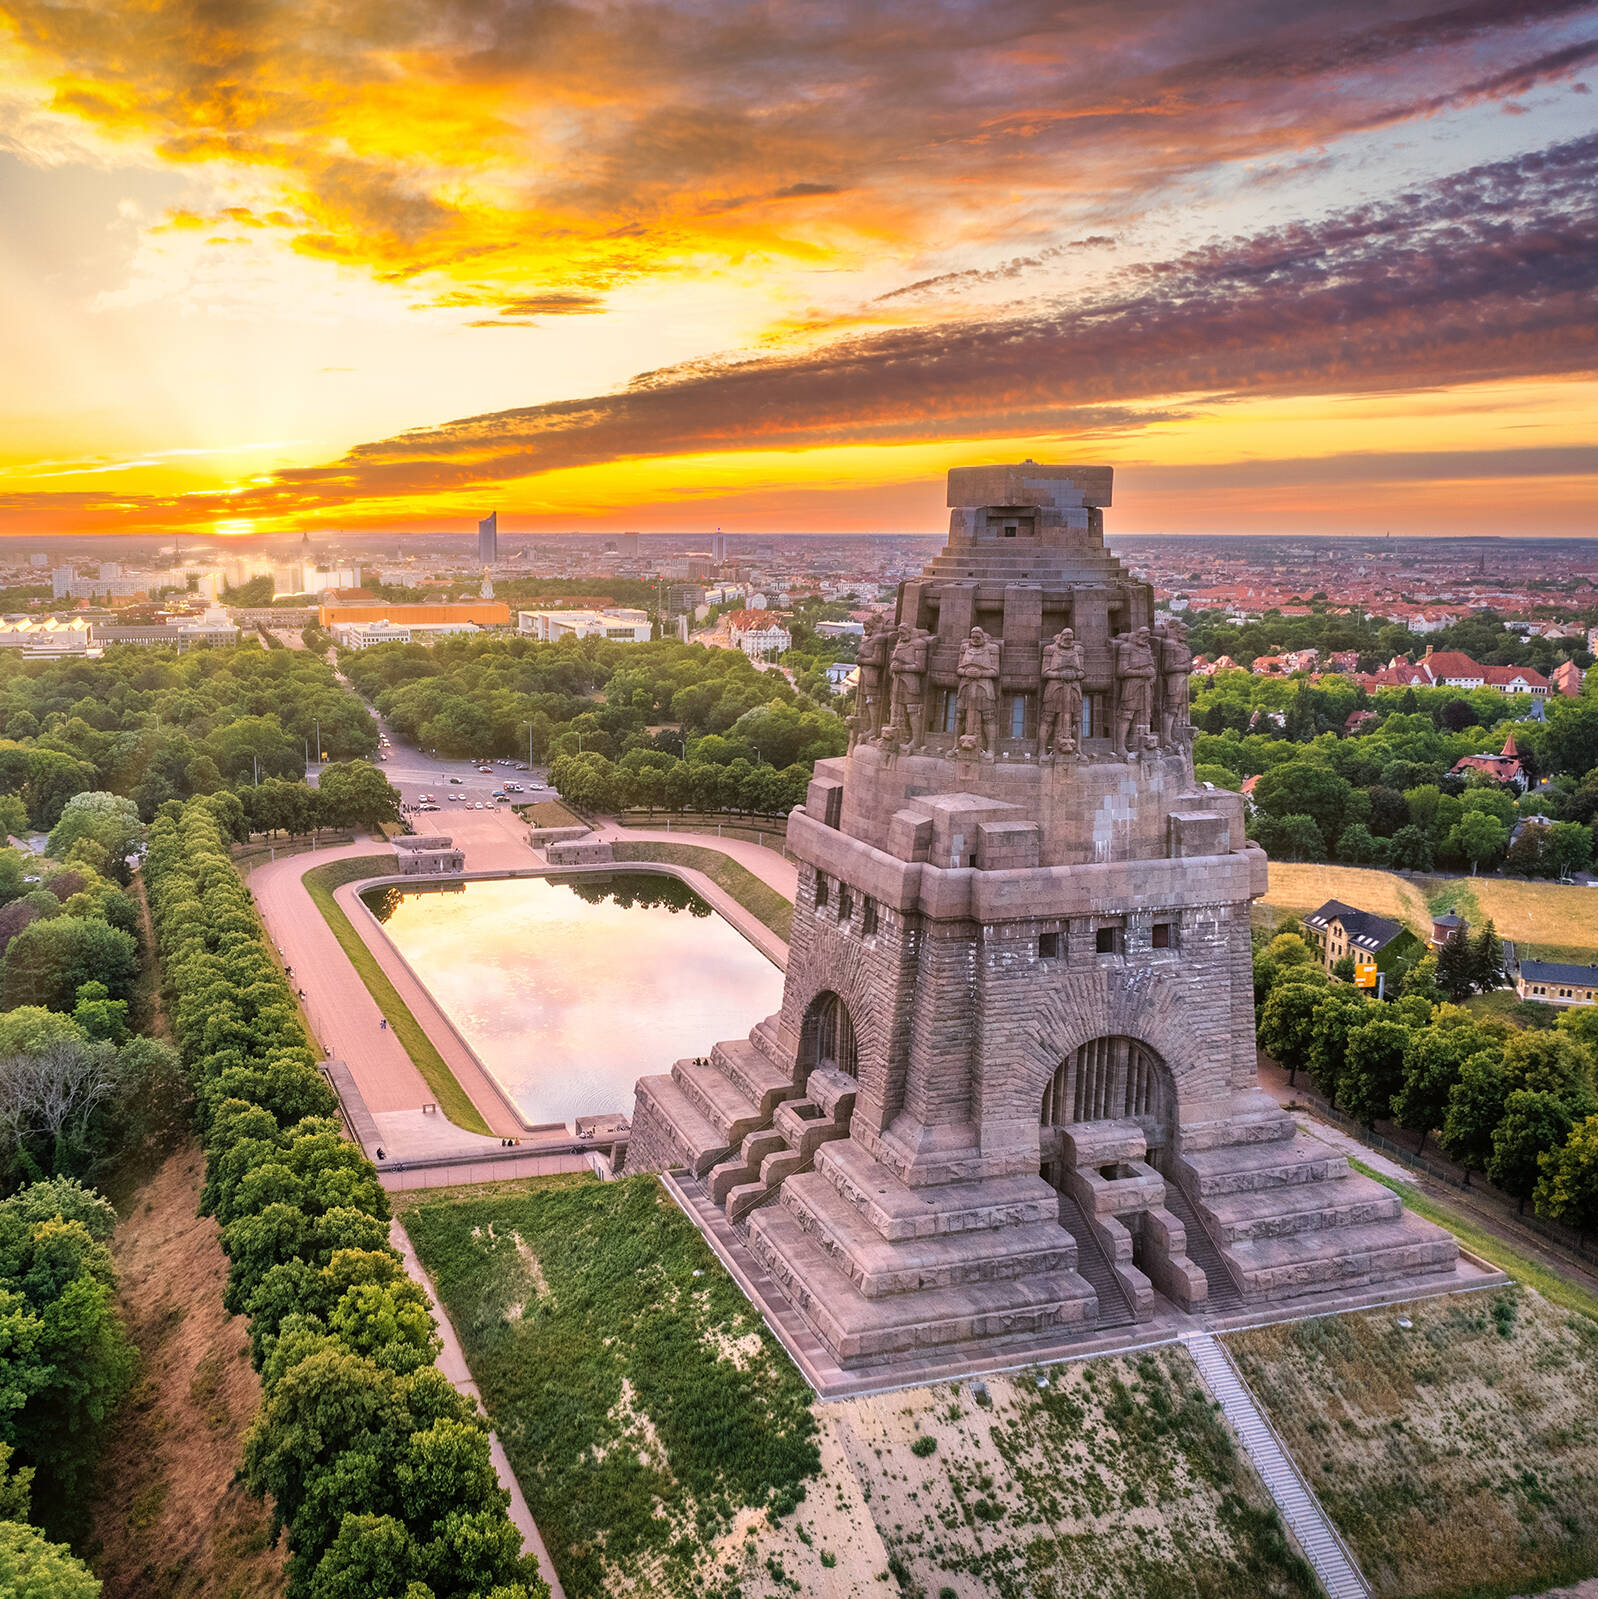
top-left (1, 0), bottom-right (1594, 539)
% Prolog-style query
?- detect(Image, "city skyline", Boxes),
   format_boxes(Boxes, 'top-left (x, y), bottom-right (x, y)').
top-left (1, 1), bottom-right (1595, 538)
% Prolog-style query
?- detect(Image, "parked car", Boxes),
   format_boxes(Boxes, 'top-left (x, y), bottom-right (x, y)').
top-left (477, 765), bottom-right (493, 773)
top-left (449, 776), bottom-right (464, 784)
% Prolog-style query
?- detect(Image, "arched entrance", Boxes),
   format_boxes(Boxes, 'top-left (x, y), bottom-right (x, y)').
top-left (1042, 1035), bottom-right (1165, 1133)
top-left (798, 990), bottom-right (858, 1081)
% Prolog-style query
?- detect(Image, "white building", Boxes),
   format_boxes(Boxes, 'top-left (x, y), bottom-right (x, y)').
top-left (0, 617), bottom-right (99, 659)
top-left (518, 607), bottom-right (652, 643)
top-left (332, 619), bottom-right (413, 649)
top-left (726, 609), bottom-right (792, 658)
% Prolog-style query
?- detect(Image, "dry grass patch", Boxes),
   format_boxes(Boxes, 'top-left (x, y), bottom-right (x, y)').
top-left (1261, 862), bottom-right (1434, 932)
top-left (87, 1142), bottom-right (285, 1599)
top-left (1227, 1288), bottom-right (1598, 1599)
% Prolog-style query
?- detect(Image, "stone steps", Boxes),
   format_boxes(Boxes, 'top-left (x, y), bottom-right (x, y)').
top-left (781, 1170), bottom-right (1078, 1298)
top-left (707, 1127), bottom-right (788, 1205)
top-left (1055, 1192), bottom-right (1137, 1329)
top-left (816, 1139), bottom-right (1060, 1241)
top-left (1181, 1136), bottom-right (1350, 1197)
top-left (710, 1036), bottom-right (797, 1118)
top-left (1203, 1174), bottom-right (1403, 1243)
top-left (748, 1202), bottom-right (1098, 1364)
top-left (630, 1074), bottom-right (729, 1178)
top-left (1221, 1210), bottom-right (1459, 1300)
top-left (670, 1057), bottom-right (765, 1147)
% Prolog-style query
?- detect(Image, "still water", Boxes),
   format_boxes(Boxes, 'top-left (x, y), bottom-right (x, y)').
top-left (362, 872), bottom-right (786, 1127)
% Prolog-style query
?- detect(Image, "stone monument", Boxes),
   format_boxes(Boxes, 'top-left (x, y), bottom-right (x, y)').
top-left (625, 463), bottom-right (1458, 1370)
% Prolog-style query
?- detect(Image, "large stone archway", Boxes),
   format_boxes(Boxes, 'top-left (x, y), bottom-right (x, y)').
top-left (797, 990), bottom-right (858, 1082)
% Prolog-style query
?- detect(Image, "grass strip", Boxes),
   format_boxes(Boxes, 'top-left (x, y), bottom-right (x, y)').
top-left (301, 856), bottom-right (491, 1134)
top-left (610, 840), bottom-right (793, 942)
top-left (1350, 1157), bottom-right (1598, 1321)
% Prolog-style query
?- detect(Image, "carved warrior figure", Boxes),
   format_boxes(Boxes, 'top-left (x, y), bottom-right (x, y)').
top-left (1039, 627), bottom-right (1085, 760)
top-left (1112, 626), bottom-right (1158, 760)
top-left (883, 625), bottom-right (933, 748)
top-left (1155, 618), bottom-right (1193, 747)
top-left (955, 626), bottom-right (1002, 757)
top-left (851, 613), bottom-right (894, 746)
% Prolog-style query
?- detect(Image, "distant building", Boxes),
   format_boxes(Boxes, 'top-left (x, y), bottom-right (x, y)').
top-left (478, 511), bottom-right (499, 565)
top-left (1551, 659), bottom-right (1584, 697)
top-left (94, 606), bottom-right (239, 649)
top-left (1429, 911), bottom-right (1468, 948)
top-left (1302, 899), bottom-right (1423, 980)
top-left (621, 531), bottom-right (640, 559)
top-left (319, 600), bottom-right (509, 629)
top-left (712, 532), bottom-right (728, 562)
top-left (517, 607), bottom-right (652, 643)
top-left (0, 618), bottom-right (99, 659)
top-left (1366, 647), bottom-right (1550, 698)
top-left (1451, 730), bottom-right (1528, 791)
top-left (726, 609), bottom-right (792, 658)
top-left (813, 620), bottom-right (865, 639)
top-left (1516, 958), bottom-right (1598, 1007)
top-left (331, 619), bottom-right (412, 649)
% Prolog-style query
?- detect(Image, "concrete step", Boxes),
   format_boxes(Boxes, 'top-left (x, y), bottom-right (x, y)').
top-left (1204, 1173), bottom-right (1402, 1243)
top-left (774, 1097), bottom-right (849, 1162)
top-left (1181, 1135), bottom-right (1350, 1197)
top-left (1054, 1192), bottom-right (1137, 1329)
top-left (1222, 1210), bottom-right (1459, 1301)
top-left (749, 1015), bottom-right (790, 1071)
top-left (782, 1171), bottom-right (1077, 1299)
top-left (706, 1127), bottom-right (788, 1205)
top-left (670, 1058), bottom-right (765, 1147)
top-left (711, 1036), bottom-right (798, 1117)
top-left (816, 1138), bottom-right (1059, 1241)
top-left (748, 1203), bottom-right (1098, 1364)
top-left (631, 1074), bottom-right (729, 1178)
top-left (1161, 1181), bottom-right (1244, 1310)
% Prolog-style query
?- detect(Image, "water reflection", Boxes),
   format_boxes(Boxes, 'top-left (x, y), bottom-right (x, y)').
top-left (360, 872), bottom-right (785, 1128)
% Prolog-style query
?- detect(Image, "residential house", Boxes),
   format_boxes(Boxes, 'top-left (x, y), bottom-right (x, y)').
top-left (1515, 958), bottom-right (1598, 1007)
top-left (1302, 899), bottom-right (1424, 982)
top-left (1450, 730), bottom-right (1528, 791)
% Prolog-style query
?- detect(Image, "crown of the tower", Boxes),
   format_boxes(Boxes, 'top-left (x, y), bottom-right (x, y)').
top-left (924, 462), bottom-right (1118, 582)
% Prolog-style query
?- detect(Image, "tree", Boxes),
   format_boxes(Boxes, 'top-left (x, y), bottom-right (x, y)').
top-left (1335, 822), bottom-right (1381, 864)
top-left (1254, 812), bottom-right (1326, 862)
top-left (1250, 762), bottom-right (1352, 849)
top-left (1488, 1089), bottom-right (1575, 1211)
top-left (316, 762), bottom-right (401, 830)
top-left (1392, 1027), bottom-right (1469, 1153)
top-left (1259, 977), bottom-right (1325, 1085)
top-left (44, 793), bottom-right (143, 882)
top-left (0, 920), bottom-right (138, 1013)
top-left (1445, 809), bottom-right (1507, 874)
top-left (1435, 933), bottom-right (1475, 1001)
top-left (1534, 1113), bottom-right (1598, 1235)
top-left (1469, 920), bottom-right (1505, 993)
top-left (1399, 953), bottom-right (1442, 1005)
top-left (1340, 1017), bottom-right (1411, 1127)
top-left (0, 1518), bottom-right (101, 1597)
top-left (1500, 1030), bottom-right (1598, 1113)
top-left (1440, 1052), bottom-right (1512, 1182)
top-left (1306, 990), bottom-right (1369, 1107)
top-left (1386, 824), bottom-right (1434, 872)
top-left (1544, 820), bottom-right (1593, 880)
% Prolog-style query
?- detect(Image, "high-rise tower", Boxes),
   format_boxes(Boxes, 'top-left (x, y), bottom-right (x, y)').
top-left (478, 511), bottom-right (498, 565)
top-left (626, 464), bottom-right (1457, 1370)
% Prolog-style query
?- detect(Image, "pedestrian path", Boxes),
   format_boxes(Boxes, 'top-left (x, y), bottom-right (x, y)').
top-left (1181, 1331), bottom-right (1370, 1599)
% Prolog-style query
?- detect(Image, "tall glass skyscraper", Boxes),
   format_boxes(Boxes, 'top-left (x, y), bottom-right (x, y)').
top-left (477, 511), bottom-right (498, 564)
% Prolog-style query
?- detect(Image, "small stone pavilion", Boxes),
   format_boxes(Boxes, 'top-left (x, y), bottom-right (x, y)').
top-left (626, 463), bottom-right (1457, 1370)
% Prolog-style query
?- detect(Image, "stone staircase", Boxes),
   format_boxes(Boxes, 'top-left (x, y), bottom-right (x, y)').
top-left (1056, 1193), bottom-right (1137, 1329)
top-left (1176, 1103), bottom-right (1457, 1302)
top-left (1182, 1332), bottom-right (1370, 1599)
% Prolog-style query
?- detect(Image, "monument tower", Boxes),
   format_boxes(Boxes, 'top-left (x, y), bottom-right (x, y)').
top-left (626, 464), bottom-right (1457, 1369)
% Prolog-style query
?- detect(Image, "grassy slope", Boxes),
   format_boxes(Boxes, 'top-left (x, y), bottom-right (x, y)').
top-left (1262, 860), bottom-right (1598, 962)
top-left (609, 841), bottom-right (793, 941)
top-left (1227, 1288), bottom-right (1598, 1599)
top-left (396, 1173), bottom-right (818, 1599)
top-left (300, 857), bottom-right (491, 1134)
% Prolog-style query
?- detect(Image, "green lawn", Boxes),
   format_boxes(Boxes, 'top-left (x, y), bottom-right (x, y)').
top-left (300, 857), bottom-right (491, 1133)
top-left (396, 1174), bottom-right (819, 1599)
top-left (610, 841), bottom-right (794, 942)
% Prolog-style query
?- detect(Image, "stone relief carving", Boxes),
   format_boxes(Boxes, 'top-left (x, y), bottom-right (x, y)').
top-left (1112, 625), bottom-right (1158, 760)
top-left (882, 624), bottom-right (933, 749)
top-left (1155, 618), bottom-right (1192, 748)
top-left (850, 612), bottom-right (894, 748)
top-left (1038, 626), bottom-right (1085, 761)
top-left (955, 626), bottom-right (1001, 758)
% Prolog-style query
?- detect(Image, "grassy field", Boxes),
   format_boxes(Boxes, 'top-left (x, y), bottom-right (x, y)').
top-left (300, 857), bottom-right (491, 1133)
top-left (1261, 861), bottom-right (1598, 961)
top-left (1227, 1288), bottom-right (1598, 1599)
top-left (400, 1172), bottom-right (1318, 1599)
top-left (611, 840), bottom-right (794, 941)
top-left (396, 1173), bottom-right (820, 1599)
top-left (518, 798), bottom-right (585, 829)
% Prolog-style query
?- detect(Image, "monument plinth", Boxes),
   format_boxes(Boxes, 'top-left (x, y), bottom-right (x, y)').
top-left (625, 464), bottom-right (1457, 1368)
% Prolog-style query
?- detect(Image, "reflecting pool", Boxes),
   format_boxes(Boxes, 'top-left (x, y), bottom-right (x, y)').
top-left (362, 872), bottom-right (785, 1127)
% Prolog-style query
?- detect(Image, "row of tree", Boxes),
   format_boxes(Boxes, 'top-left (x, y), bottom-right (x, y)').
top-left (144, 796), bottom-right (548, 1598)
top-left (1256, 935), bottom-right (1598, 1229)
top-left (549, 749), bottom-right (813, 819)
